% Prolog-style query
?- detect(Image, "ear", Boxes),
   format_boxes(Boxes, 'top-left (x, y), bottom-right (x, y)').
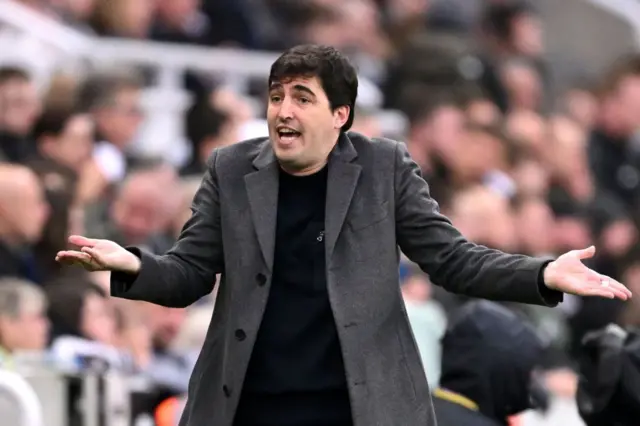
top-left (333, 105), bottom-right (350, 130)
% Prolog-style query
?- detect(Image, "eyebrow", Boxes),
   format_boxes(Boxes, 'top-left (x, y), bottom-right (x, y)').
top-left (269, 83), bottom-right (317, 98)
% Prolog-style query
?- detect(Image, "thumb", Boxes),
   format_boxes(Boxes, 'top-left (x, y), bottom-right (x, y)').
top-left (575, 245), bottom-right (596, 260)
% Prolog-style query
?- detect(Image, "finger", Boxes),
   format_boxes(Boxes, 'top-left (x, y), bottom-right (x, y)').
top-left (81, 247), bottom-right (106, 267)
top-left (598, 274), bottom-right (633, 298)
top-left (56, 250), bottom-right (93, 263)
top-left (56, 251), bottom-right (96, 269)
top-left (571, 245), bottom-right (596, 260)
top-left (598, 277), bottom-right (632, 300)
top-left (582, 286), bottom-right (615, 299)
top-left (68, 235), bottom-right (100, 248)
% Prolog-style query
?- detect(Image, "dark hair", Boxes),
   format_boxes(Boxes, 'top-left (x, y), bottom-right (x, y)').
top-left (77, 70), bottom-right (144, 111)
top-left (268, 44), bottom-right (358, 131)
top-left (32, 108), bottom-right (78, 142)
top-left (186, 97), bottom-right (229, 147)
top-left (597, 53), bottom-right (640, 98)
top-left (0, 66), bottom-right (30, 85)
top-left (481, 2), bottom-right (535, 41)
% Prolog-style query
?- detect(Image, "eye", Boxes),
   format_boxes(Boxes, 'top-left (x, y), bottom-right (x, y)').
top-left (270, 95), bottom-right (282, 103)
top-left (299, 97), bottom-right (310, 104)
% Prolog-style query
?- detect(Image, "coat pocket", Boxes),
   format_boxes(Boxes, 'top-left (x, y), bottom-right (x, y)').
top-left (347, 201), bottom-right (389, 231)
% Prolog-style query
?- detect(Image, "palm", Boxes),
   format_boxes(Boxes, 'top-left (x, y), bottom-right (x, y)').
top-left (544, 247), bottom-right (631, 300)
top-left (56, 235), bottom-right (136, 273)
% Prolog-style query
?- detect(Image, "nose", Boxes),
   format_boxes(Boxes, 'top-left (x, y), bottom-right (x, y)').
top-left (277, 97), bottom-right (295, 121)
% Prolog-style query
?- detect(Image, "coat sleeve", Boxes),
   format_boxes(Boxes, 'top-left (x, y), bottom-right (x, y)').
top-left (110, 150), bottom-right (224, 308)
top-left (393, 142), bottom-right (562, 306)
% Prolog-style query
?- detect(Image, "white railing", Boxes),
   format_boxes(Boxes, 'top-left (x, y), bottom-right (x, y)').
top-left (0, 0), bottom-right (407, 161)
top-left (0, 370), bottom-right (44, 426)
top-left (586, 0), bottom-right (640, 46)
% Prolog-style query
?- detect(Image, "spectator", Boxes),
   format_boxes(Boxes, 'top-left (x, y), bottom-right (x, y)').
top-left (0, 278), bottom-right (49, 369)
top-left (433, 300), bottom-right (547, 426)
top-left (400, 271), bottom-right (446, 387)
top-left (27, 108), bottom-right (94, 279)
top-left (180, 97), bottom-right (234, 177)
top-left (0, 66), bottom-right (41, 164)
top-left (151, 0), bottom-right (212, 46)
top-left (90, 0), bottom-right (155, 39)
top-left (0, 164), bottom-right (49, 283)
top-left (46, 279), bottom-right (123, 370)
top-left (94, 167), bottom-right (180, 254)
top-left (137, 303), bottom-right (196, 394)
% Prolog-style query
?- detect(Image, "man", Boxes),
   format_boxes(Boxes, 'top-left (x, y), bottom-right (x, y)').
top-left (57, 45), bottom-right (631, 426)
top-left (0, 66), bottom-right (42, 164)
top-left (433, 300), bottom-right (547, 426)
top-left (0, 277), bottom-right (49, 368)
top-left (0, 164), bottom-right (50, 283)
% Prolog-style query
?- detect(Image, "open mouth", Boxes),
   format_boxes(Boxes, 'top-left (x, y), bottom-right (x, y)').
top-left (277, 128), bottom-right (302, 142)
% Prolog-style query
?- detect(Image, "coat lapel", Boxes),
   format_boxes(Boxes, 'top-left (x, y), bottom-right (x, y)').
top-left (245, 143), bottom-right (279, 271)
top-left (325, 133), bottom-right (361, 260)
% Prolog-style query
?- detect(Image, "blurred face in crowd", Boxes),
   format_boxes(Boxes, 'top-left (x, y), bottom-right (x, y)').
top-left (0, 167), bottom-right (49, 245)
top-left (412, 104), bottom-right (465, 166)
top-left (563, 89), bottom-right (597, 129)
top-left (505, 110), bottom-right (547, 158)
top-left (63, 0), bottom-right (97, 20)
top-left (0, 77), bottom-right (42, 136)
top-left (466, 98), bottom-right (501, 126)
top-left (451, 129), bottom-right (506, 182)
top-left (511, 13), bottom-right (544, 57)
top-left (612, 75), bottom-right (640, 135)
top-left (156, 0), bottom-right (199, 27)
top-left (143, 304), bottom-right (186, 349)
top-left (211, 87), bottom-right (254, 125)
top-left (81, 292), bottom-right (116, 345)
top-left (512, 158), bottom-right (549, 197)
top-left (39, 114), bottom-right (94, 173)
top-left (549, 117), bottom-right (592, 195)
top-left (95, 88), bottom-right (143, 148)
top-left (111, 174), bottom-right (174, 244)
top-left (267, 76), bottom-right (349, 175)
top-left (449, 186), bottom-right (517, 251)
top-left (501, 61), bottom-right (542, 112)
top-left (515, 198), bottom-right (556, 255)
top-left (0, 296), bottom-right (48, 352)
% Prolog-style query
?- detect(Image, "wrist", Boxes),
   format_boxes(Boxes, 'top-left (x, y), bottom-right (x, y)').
top-left (543, 260), bottom-right (558, 290)
top-left (124, 252), bottom-right (142, 275)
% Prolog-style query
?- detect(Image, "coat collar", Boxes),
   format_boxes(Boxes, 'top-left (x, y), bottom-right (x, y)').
top-left (245, 133), bottom-right (361, 270)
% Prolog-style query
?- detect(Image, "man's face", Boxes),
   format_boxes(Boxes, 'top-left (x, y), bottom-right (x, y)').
top-left (46, 114), bottom-right (94, 171)
top-left (95, 88), bottom-right (143, 147)
top-left (0, 305), bottom-right (49, 352)
top-left (616, 75), bottom-right (640, 132)
top-left (10, 174), bottom-right (49, 244)
top-left (0, 78), bottom-right (42, 136)
top-left (267, 76), bottom-right (348, 174)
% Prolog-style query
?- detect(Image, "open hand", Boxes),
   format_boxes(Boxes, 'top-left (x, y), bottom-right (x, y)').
top-left (55, 235), bottom-right (141, 274)
top-left (543, 246), bottom-right (631, 300)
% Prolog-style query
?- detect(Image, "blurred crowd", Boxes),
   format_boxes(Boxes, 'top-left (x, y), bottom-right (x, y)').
top-left (2, 0), bottom-right (640, 424)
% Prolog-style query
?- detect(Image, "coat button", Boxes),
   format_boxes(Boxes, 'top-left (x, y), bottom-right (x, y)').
top-left (235, 329), bottom-right (246, 341)
top-left (223, 385), bottom-right (231, 397)
top-left (255, 273), bottom-right (267, 286)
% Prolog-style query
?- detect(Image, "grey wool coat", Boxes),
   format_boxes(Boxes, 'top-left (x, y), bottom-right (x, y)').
top-left (111, 131), bottom-right (562, 426)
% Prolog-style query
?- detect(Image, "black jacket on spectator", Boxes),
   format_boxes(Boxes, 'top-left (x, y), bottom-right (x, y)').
top-left (433, 300), bottom-right (546, 426)
top-left (588, 129), bottom-right (640, 218)
top-left (0, 131), bottom-right (36, 164)
top-left (0, 241), bottom-right (41, 284)
top-left (577, 324), bottom-right (640, 426)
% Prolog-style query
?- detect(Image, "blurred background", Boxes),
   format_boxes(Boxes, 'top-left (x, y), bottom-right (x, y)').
top-left (1, 0), bottom-right (640, 425)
